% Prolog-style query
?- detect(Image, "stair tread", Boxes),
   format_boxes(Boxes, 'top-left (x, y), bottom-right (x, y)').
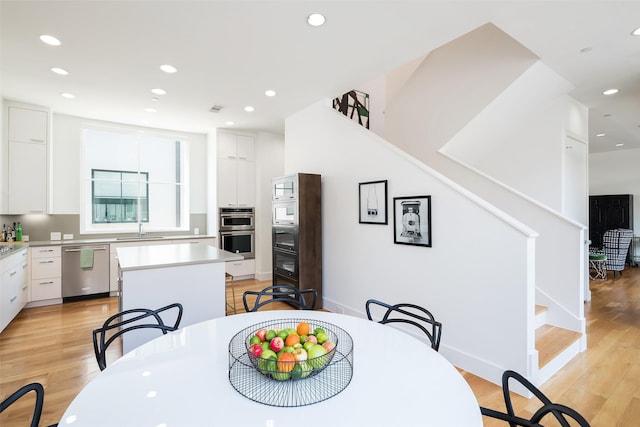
top-left (535, 324), bottom-right (581, 368)
top-left (535, 305), bottom-right (548, 315)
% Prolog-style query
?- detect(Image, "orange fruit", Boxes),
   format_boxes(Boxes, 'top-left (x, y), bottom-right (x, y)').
top-left (285, 333), bottom-right (300, 347)
top-left (277, 352), bottom-right (295, 373)
top-left (296, 321), bottom-right (310, 336)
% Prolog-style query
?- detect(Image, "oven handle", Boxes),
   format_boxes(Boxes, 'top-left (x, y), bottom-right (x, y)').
top-left (220, 231), bottom-right (255, 236)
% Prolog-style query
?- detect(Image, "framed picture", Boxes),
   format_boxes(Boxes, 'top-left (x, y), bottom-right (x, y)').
top-left (359, 180), bottom-right (388, 224)
top-left (393, 195), bottom-right (431, 247)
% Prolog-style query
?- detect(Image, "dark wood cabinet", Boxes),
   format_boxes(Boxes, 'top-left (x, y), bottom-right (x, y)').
top-left (272, 173), bottom-right (322, 308)
top-left (589, 194), bottom-right (634, 264)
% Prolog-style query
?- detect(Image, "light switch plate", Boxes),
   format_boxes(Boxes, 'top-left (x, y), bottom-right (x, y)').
top-left (50, 232), bottom-right (62, 240)
top-left (63, 234), bottom-right (74, 240)
top-left (194, 227), bottom-right (200, 235)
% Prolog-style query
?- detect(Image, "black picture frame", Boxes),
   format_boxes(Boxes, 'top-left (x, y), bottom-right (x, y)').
top-left (359, 180), bottom-right (388, 224)
top-left (393, 195), bottom-right (431, 247)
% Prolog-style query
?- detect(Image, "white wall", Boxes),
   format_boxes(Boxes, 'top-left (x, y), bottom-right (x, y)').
top-left (254, 131), bottom-right (284, 279)
top-left (50, 114), bottom-right (207, 216)
top-left (590, 148), bottom-right (640, 235)
top-left (442, 62), bottom-right (578, 211)
top-left (285, 100), bottom-right (538, 385)
top-left (385, 23), bottom-right (539, 162)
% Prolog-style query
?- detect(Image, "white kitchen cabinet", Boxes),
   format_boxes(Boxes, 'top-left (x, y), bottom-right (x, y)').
top-left (225, 258), bottom-right (255, 279)
top-left (1, 248), bottom-right (29, 332)
top-left (117, 244), bottom-right (239, 352)
top-left (3, 103), bottom-right (50, 214)
top-left (8, 107), bottom-right (48, 143)
top-left (217, 132), bottom-right (255, 208)
top-left (108, 237), bottom-right (214, 294)
top-left (8, 141), bottom-right (47, 214)
top-left (29, 245), bottom-right (62, 305)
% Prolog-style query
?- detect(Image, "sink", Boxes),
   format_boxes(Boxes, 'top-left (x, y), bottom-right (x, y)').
top-left (115, 236), bottom-right (165, 241)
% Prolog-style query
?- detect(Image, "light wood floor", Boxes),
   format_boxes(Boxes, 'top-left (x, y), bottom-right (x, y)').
top-left (2, 271), bottom-right (639, 426)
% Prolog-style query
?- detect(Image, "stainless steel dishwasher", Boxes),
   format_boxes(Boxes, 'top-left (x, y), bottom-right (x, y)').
top-left (62, 243), bottom-right (110, 301)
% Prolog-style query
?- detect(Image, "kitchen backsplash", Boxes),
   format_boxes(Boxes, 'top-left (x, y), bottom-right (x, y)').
top-left (0, 214), bottom-right (208, 242)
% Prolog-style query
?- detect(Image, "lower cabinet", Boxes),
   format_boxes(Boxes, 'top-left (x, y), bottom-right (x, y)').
top-left (1, 248), bottom-right (29, 332)
top-left (109, 237), bottom-right (217, 293)
top-left (29, 245), bottom-right (62, 306)
top-left (225, 259), bottom-right (255, 279)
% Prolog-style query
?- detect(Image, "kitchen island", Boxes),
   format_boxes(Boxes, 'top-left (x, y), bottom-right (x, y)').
top-left (117, 243), bottom-right (242, 352)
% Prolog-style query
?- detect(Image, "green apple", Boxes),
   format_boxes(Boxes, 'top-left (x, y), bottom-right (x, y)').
top-left (313, 327), bottom-right (325, 336)
top-left (260, 349), bottom-right (277, 360)
top-left (303, 341), bottom-right (315, 352)
top-left (266, 330), bottom-right (277, 341)
top-left (298, 360), bottom-right (312, 378)
top-left (258, 350), bottom-right (277, 374)
top-left (271, 371), bottom-right (290, 381)
top-left (307, 344), bottom-right (328, 369)
top-left (316, 332), bottom-right (329, 344)
top-left (291, 363), bottom-right (304, 380)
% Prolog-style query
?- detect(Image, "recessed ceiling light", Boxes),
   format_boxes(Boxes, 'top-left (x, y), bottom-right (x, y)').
top-left (60, 93), bottom-right (74, 99)
top-left (225, 121), bottom-right (234, 126)
top-left (596, 133), bottom-right (606, 137)
top-left (51, 67), bottom-right (68, 75)
top-left (265, 89), bottom-right (276, 97)
top-left (632, 27), bottom-right (640, 36)
top-left (39, 34), bottom-right (61, 46)
top-left (602, 88), bottom-right (619, 95)
top-left (144, 108), bottom-right (157, 113)
top-left (244, 106), bottom-right (255, 112)
top-left (307, 13), bottom-right (326, 27)
top-left (616, 143), bottom-right (624, 147)
top-left (151, 98), bottom-right (159, 102)
top-left (160, 64), bottom-right (177, 74)
top-left (151, 88), bottom-right (166, 95)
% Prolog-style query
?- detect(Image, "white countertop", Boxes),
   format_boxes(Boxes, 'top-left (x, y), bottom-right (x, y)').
top-left (27, 234), bottom-right (216, 247)
top-left (60, 310), bottom-right (482, 427)
top-left (117, 243), bottom-right (243, 271)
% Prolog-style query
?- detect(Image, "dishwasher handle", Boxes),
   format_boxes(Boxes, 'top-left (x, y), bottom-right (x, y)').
top-left (64, 247), bottom-right (107, 252)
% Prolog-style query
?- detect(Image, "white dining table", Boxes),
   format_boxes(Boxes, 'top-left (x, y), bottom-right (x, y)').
top-left (59, 310), bottom-right (482, 427)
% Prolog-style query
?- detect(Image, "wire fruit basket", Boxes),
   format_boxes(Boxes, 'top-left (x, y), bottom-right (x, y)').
top-left (228, 318), bottom-right (354, 407)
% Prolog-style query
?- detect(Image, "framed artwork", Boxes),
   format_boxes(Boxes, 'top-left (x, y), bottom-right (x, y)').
top-left (359, 180), bottom-right (388, 224)
top-left (393, 195), bottom-right (431, 247)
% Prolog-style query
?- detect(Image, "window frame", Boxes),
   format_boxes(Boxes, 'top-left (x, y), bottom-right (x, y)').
top-left (80, 126), bottom-right (190, 235)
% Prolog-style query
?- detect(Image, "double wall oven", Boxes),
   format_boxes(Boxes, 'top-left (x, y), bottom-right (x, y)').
top-left (219, 207), bottom-right (254, 259)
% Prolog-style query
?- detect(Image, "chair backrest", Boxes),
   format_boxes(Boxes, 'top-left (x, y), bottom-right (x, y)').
top-left (92, 303), bottom-right (183, 370)
top-left (365, 299), bottom-right (442, 351)
top-left (480, 370), bottom-right (590, 427)
top-left (0, 382), bottom-right (44, 427)
top-left (603, 228), bottom-right (633, 270)
top-left (242, 285), bottom-right (317, 312)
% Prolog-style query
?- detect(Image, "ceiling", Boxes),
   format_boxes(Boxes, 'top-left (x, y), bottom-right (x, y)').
top-left (1, 1), bottom-right (638, 154)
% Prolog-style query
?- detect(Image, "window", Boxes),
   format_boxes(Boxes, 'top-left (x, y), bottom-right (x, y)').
top-left (92, 170), bottom-right (149, 223)
top-left (81, 128), bottom-right (189, 234)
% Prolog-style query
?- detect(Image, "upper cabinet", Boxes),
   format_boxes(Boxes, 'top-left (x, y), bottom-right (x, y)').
top-left (2, 102), bottom-right (50, 214)
top-left (217, 131), bottom-right (255, 208)
top-left (8, 107), bottom-right (48, 143)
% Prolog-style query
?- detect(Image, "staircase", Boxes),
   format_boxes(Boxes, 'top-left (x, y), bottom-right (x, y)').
top-left (535, 305), bottom-right (583, 383)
